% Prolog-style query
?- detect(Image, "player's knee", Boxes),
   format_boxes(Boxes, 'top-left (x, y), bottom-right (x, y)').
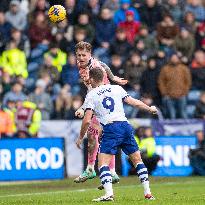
top-left (129, 151), bottom-right (142, 167)
top-left (98, 153), bottom-right (112, 169)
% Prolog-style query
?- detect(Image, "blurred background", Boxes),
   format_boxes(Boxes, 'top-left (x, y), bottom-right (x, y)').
top-left (0, 0), bottom-right (205, 181)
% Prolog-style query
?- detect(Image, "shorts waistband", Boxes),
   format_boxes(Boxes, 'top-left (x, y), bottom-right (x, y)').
top-left (100, 121), bottom-right (127, 126)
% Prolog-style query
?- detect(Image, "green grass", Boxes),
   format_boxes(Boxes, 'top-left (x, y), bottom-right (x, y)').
top-left (0, 177), bottom-right (205, 205)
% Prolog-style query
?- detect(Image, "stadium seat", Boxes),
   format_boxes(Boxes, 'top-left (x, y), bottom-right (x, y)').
top-left (187, 90), bottom-right (201, 104)
top-left (187, 105), bottom-right (196, 118)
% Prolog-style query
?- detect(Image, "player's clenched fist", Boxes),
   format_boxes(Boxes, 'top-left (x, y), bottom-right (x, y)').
top-left (76, 137), bottom-right (83, 149)
top-left (75, 108), bottom-right (85, 118)
top-left (149, 106), bottom-right (158, 114)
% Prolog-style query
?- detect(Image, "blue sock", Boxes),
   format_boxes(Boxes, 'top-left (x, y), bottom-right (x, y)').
top-left (135, 162), bottom-right (151, 195)
top-left (99, 165), bottom-right (113, 196)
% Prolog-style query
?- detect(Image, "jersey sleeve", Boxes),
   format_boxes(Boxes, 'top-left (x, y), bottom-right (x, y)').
top-left (83, 93), bottom-right (95, 111)
top-left (117, 86), bottom-right (129, 101)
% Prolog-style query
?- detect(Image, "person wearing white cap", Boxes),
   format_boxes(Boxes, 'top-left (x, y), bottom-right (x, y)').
top-left (5, 0), bottom-right (27, 31)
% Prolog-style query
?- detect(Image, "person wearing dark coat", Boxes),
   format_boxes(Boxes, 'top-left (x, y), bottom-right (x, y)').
top-left (139, 0), bottom-right (163, 33)
top-left (95, 8), bottom-right (116, 47)
top-left (109, 27), bottom-right (132, 61)
top-left (140, 58), bottom-right (161, 106)
top-left (93, 8), bottom-right (116, 63)
top-left (0, 11), bottom-right (12, 53)
top-left (194, 92), bottom-right (205, 119)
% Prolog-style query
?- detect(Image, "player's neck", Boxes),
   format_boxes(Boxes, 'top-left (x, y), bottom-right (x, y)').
top-left (93, 82), bottom-right (103, 88)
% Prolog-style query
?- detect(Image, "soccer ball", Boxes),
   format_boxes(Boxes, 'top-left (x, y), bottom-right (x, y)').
top-left (48, 5), bottom-right (66, 23)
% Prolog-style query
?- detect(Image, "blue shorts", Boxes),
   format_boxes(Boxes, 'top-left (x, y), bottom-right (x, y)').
top-left (99, 121), bottom-right (139, 155)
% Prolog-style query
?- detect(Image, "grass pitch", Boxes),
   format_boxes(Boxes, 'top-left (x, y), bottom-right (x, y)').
top-left (0, 177), bottom-right (204, 205)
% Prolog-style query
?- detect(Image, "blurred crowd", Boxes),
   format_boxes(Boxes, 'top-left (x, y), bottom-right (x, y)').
top-left (0, 0), bottom-right (205, 137)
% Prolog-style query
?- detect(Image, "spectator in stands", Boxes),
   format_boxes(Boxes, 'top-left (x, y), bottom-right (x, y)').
top-left (201, 39), bottom-right (205, 52)
top-left (158, 53), bottom-right (192, 119)
top-left (0, 105), bottom-right (14, 138)
top-left (95, 8), bottom-right (116, 48)
top-left (55, 84), bottom-right (72, 119)
top-left (0, 40), bottom-right (28, 78)
top-left (75, 13), bottom-right (95, 43)
top-left (29, 12), bottom-right (52, 49)
top-left (1, 71), bottom-right (12, 97)
top-left (67, 28), bottom-right (87, 53)
top-left (135, 126), bottom-right (160, 174)
top-left (189, 130), bottom-right (205, 175)
top-left (118, 10), bottom-right (140, 45)
top-left (29, 79), bottom-right (53, 120)
top-left (139, 0), bottom-right (163, 33)
top-left (39, 57), bottom-right (60, 85)
top-left (181, 12), bottom-right (198, 34)
top-left (136, 95), bottom-right (158, 119)
top-left (52, 18), bottom-right (74, 53)
top-left (134, 25), bottom-right (159, 56)
top-left (133, 39), bottom-right (152, 62)
top-left (83, 0), bottom-right (101, 23)
top-left (102, 0), bottom-right (119, 14)
top-left (34, 0), bottom-right (50, 15)
top-left (94, 8), bottom-right (116, 64)
top-left (0, 11), bottom-right (12, 53)
top-left (37, 72), bottom-right (60, 100)
top-left (109, 27), bottom-right (132, 60)
top-left (64, 0), bottom-right (79, 25)
top-left (16, 74), bottom-right (28, 94)
top-left (184, 0), bottom-right (205, 22)
top-left (195, 22), bottom-right (205, 49)
top-left (1, 0), bottom-right (205, 121)
top-left (113, 0), bottom-right (140, 25)
top-left (31, 0), bottom-right (50, 16)
top-left (14, 100), bottom-right (42, 138)
top-left (194, 92), bottom-right (205, 119)
top-left (44, 43), bottom-right (67, 73)
top-left (191, 50), bottom-right (205, 90)
top-left (10, 28), bottom-right (30, 57)
top-left (109, 54), bottom-right (124, 78)
top-left (163, 0), bottom-right (183, 23)
top-left (5, 0), bottom-right (27, 31)
top-left (140, 58), bottom-right (161, 106)
top-left (3, 82), bottom-right (27, 106)
top-left (174, 27), bottom-right (195, 64)
top-left (155, 49), bottom-right (168, 69)
top-left (157, 14), bottom-right (179, 53)
top-left (124, 52), bottom-right (146, 92)
top-left (66, 95), bottom-right (83, 120)
top-left (4, 98), bottom-right (16, 134)
top-left (61, 53), bottom-right (80, 95)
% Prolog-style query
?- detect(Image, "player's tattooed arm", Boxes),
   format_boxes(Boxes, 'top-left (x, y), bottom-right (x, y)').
top-left (99, 61), bottom-right (128, 85)
top-left (99, 61), bottom-right (115, 80)
top-left (76, 109), bottom-right (93, 149)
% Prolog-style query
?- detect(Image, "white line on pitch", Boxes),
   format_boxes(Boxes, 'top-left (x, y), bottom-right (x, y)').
top-left (0, 180), bottom-right (203, 198)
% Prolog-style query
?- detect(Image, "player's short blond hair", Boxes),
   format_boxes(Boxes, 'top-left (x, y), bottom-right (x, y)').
top-left (75, 41), bottom-right (92, 53)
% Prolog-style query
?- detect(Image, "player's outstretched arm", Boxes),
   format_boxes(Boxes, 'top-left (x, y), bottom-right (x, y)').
top-left (99, 61), bottom-right (128, 85)
top-left (124, 96), bottom-right (158, 114)
top-left (76, 109), bottom-right (93, 149)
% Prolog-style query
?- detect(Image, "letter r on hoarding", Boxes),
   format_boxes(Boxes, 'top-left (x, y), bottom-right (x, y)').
top-left (0, 149), bottom-right (12, 170)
